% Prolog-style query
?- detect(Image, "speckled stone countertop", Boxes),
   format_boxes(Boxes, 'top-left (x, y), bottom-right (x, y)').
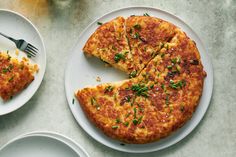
top-left (0, 0), bottom-right (235, 156)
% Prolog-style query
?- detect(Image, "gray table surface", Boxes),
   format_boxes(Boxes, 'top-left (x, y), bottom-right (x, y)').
top-left (0, 0), bottom-right (235, 156)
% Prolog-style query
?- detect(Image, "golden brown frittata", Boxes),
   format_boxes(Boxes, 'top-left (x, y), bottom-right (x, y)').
top-left (76, 15), bottom-right (206, 144)
top-left (83, 16), bottom-right (134, 74)
top-left (125, 16), bottom-right (176, 77)
top-left (0, 52), bottom-right (38, 101)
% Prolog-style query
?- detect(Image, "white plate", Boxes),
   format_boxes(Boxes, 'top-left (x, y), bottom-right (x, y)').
top-left (65, 6), bottom-right (213, 153)
top-left (20, 131), bottom-right (90, 157)
top-left (0, 134), bottom-right (80, 157)
top-left (0, 9), bottom-right (46, 115)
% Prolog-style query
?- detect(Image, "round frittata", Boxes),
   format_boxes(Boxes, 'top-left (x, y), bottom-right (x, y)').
top-left (76, 15), bottom-right (206, 144)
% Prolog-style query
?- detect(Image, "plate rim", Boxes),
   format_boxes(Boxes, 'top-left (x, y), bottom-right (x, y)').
top-left (0, 132), bottom-right (81, 156)
top-left (16, 131), bottom-right (90, 157)
top-left (0, 9), bottom-right (46, 116)
top-left (64, 6), bottom-right (213, 153)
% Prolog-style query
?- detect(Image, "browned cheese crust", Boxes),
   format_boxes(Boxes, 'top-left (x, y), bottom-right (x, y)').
top-left (77, 16), bottom-right (206, 144)
top-left (83, 16), bottom-right (134, 74)
top-left (0, 52), bottom-right (37, 101)
top-left (126, 16), bottom-right (176, 76)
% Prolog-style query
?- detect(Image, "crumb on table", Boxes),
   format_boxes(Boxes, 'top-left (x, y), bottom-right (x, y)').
top-left (96, 76), bottom-right (101, 82)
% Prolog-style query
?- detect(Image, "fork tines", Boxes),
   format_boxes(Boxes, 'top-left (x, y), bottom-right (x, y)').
top-left (25, 44), bottom-right (38, 57)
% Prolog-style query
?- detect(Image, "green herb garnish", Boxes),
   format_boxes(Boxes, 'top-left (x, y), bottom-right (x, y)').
top-left (169, 79), bottom-right (186, 89)
top-left (132, 119), bottom-right (138, 125)
top-left (104, 85), bottom-right (114, 93)
top-left (171, 57), bottom-right (181, 64)
top-left (161, 84), bottom-right (165, 89)
top-left (97, 22), bottom-right (103, 25)
top-left (129, 70), bottom-right (137, 78)
top-left (133, 24), bottom-right (141, 30)
top-left (137, 116), bottom-right (143, 124)
top-left (112, 125), bottom-right (119, 129)
top-left (150, 84), bottom-right (154, 89)
top-left (133, 107), bottom-right (137, 118)
top-left (165, 95), bottom-right (169, 105)
top-left (112, 45), bottom-right (117, 50)
top-left (123, 122), bottom-right (129, 127)
top-left (2, 68), bottom-right (8, 73)
top-left (116, 118), bottom-right (121, 123)
top-left (8, 76), bottom-right (14, 82)
top-left (161, 53), bottom-right (165, 58)
top-left (131, 84), bottom-right (149, 97)
top-left (133, 32), bottom-right (140, 39)
top-left (167, 65), bottom-right (172, 69)
top-left (91, 97), bottom-right (96, 105)
top-left (143, 13), bottom-right (150, 16)
top-left (114, 53), bottom-right (125, 63)
top-left (125, 112), bottom-right (131, 118)
top-left (72, 98), bottom-right (75, 104)
top-left (126, 95), bottom-right (131, 102)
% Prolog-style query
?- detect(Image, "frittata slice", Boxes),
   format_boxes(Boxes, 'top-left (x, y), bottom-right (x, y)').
top-left (83, 16), bottom-right (134, 74)
top-left (0, 52), bottom-right (38, 101)
top-left (125, 16), bottom-right (177, 77)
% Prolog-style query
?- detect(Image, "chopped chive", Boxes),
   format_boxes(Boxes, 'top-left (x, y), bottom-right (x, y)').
top-left (150, 84), bottom-right (154, 89)
top-left (8, 76), bottom-right (14, 82)
top-left (125, 112), bottom-right (131, 118)
top-left (161, 84), bottom-right (165, 89)
top-left (112, 125), bottom-right (119, 129)
top-left (133, 107), bottom-right (137, 119)
top-left (133, 24), bottom-right (141, 30)
top-left (116, 118), bottom-right (121, 123)
top-left (132, 32), bottom-right (140, 39)
top-left (97, 22), bottom-right (103, 25)
top-left (112, 45), bottom-right (117, 50)
top-left (114, 53), bottom-right (126, 63)
top-left (126, 95), bottom-right (131, 102)
top-left (143, 13), bottom-right (150, 16)
top-left (131, 84), bottom-right (149, 97)
top-left (91, 97), bottom-right (95, 105)
top-left (169, 79), bottom-right (186, 89)
top-left (129, 70), bottom-right (137, 78)
top-left (72, 98), bottom-right (75, 104)
top-left (165, 95), bottom-right (169, 105)
top-left (123, 121), bottom-right (129, 127)
top-left (167, 65), bottom-right (172, 69)
top-left (104, 85), bottom-right (114, 93)
top-left (137, 116), bottom-right (143, 124)
top-left (132, 119), bottom-right (138, 125)
top-left (2, 68), bottom-right (8, 73)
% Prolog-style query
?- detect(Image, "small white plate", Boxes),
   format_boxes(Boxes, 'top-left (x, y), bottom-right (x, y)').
top-left (20, 131), bottom-right (90, 157)
top-left (0, 9), bottom-right (46, 115)
top-left (65, 6), bottom-right (213, 153)
top-left (0, 134), bottom-right (80, 157)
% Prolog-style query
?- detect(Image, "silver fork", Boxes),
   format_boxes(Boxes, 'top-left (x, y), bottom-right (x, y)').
top-left (0, 32), bottom-right (38, 57)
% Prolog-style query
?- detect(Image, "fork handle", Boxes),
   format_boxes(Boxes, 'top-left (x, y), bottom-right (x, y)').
top-left (0, 32), bottom-right (17, 44)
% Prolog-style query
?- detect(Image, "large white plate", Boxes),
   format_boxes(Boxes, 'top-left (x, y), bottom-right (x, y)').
top-left (20, 131), bottom-right (90, 157)
top-left (0, 133), bottom-right (80, 157)
top-left (65, 6), bottom-right (213, 153)
top-left (0, 9), bottom-right (46, 115)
